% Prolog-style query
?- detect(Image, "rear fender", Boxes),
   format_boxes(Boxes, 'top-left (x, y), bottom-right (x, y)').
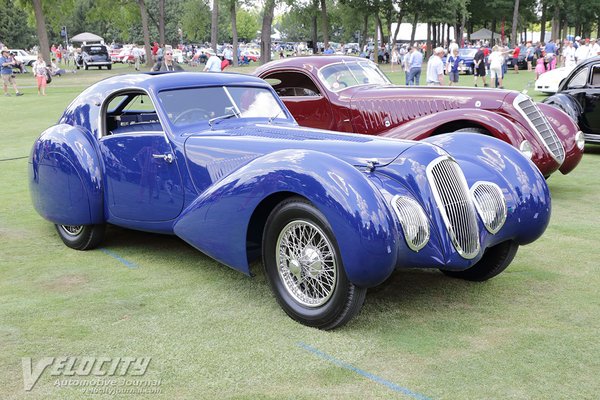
top-left (29, 124), bottom-right (103, 225)
top-left (173, 149), bottom-right (398, 287)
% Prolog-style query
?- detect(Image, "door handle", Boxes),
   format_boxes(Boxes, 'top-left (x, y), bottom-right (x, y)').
top-left (152, 153), bottom-right (174, 163)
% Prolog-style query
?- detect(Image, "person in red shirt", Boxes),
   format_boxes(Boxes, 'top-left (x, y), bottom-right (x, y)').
top-left (512, 45), bottom-right (521, 73)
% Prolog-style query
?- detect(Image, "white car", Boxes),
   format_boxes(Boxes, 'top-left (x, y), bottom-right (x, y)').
top-left (534, 67), bottom-right (574, 94)
top-left (8, 49), bottom-right (37, 66)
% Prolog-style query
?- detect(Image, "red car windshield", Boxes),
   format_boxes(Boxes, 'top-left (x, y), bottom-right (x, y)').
top-left (318, 60), bottom-right (391, 92)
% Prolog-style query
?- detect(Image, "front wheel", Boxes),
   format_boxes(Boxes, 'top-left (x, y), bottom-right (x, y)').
top-left (55, 224), bottom-right (105, 250)
top-left (262, 197), bottom-right (366, 330)
top-left (441, 240), bottom-right (519, 281)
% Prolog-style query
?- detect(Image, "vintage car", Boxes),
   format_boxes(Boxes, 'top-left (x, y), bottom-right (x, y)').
top-left (7, 49), bottom-right (37, 66)
top-left (75, 44), bottom-right (112, 70)
top-left (442, 47), bottom-right (477, 74)
top-left (30, 72), bottom-right (551, 329)
top-left (543, 56), bottom-right (600, 144)
top-left (254, 56), bottom-right (584, 178)
top-left (535, 66), bottom-right (574, 94)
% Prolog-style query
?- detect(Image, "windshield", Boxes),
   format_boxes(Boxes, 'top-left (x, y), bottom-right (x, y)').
top-left (84, 46), bottom-right (108, 55)
top-left (318, 60), bottom-right (391, 92)
top-left (459, 48), bottom-right (477, 57)
top-left (158, 86), bottom-right (288, 127)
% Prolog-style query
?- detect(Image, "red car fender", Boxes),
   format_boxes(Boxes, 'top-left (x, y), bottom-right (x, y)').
top-left (377, 108), bottom-right (526, 146)
top-left (536, 102), bottom-right (584, 175)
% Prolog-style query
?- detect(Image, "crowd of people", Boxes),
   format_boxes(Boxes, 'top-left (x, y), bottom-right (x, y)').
top-left (381, 36), bottom-right (600, 87)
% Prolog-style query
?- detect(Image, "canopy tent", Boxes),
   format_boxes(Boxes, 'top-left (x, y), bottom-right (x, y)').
top-left (470, 28), bottom-right (502, 41)
top-left (70, 32), bottom-right (104, 43)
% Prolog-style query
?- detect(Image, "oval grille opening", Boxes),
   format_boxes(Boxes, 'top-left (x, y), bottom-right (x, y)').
top-left (426, 156), bottom-right (480, 259)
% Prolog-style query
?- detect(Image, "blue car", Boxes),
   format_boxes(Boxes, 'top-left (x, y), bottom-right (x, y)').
top-left (29, 72), bottom-right (551, 329)
top-left (442, 48), bottom-right (477, 74)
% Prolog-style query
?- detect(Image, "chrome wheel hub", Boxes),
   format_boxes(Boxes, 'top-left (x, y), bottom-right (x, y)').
top-left (61, 225), bottom-right (84, 236)
top-left (276, 220), bottom-right (337, 307)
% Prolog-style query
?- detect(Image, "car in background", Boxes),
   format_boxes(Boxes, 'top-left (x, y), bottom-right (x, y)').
top-left (75, 44), bottom-right (112, 70)
top-left (535, 66), bottom-right (575, 94)
top-left (240, 49), bottom-right (259, 62)
top-left (506, 45), bottom-right (528, 70)
top-left (29, 72), bottom-right (551, 330)
top-left (543, 56), bottom-right (600, 144)
top-left (7, 49), bottom-right (37, 66)
top-left (255, 55), bottom-right (584, 178)
top-left (442, 48), bottom-right (477, 74)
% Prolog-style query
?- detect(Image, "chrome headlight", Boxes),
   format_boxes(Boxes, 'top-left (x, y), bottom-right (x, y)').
top-left (470, 182), bottom-right (507, 234)
top-left (575, 131), bottom-right (585, 150)
top-left (391, 195), bottom-right (430, 251)
top-left (519, 140), bottom-right (533, 159)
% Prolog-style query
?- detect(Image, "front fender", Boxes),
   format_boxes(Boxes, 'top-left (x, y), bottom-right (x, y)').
top-left (29, 124), bottom-right (104, 226)
top-left (423, 133), bottom-right (551, 246)
top-left (379, 108), bottom-right (526, 145)
top-left (537, 101), bottom-right (584, 175)
top-left (173, 149), bottom-right (398, 287)
top-left (543, 93), bottom-right (583, 122)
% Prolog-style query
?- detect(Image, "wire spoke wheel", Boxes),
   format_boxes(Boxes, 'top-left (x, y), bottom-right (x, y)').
top-left (60, 225), bottom-right (84, 236)
top-left (263, 197), bottom-right (366, 330)
top-left (276, 220), bottom-right (337, 307)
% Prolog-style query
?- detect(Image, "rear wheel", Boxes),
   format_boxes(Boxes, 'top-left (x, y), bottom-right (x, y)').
top-left (55, 224), bottom-right (105, 250)
top-left (262, 197), bottom-right (366, 330)
top-left (441, 240), bottom-right (519, 281)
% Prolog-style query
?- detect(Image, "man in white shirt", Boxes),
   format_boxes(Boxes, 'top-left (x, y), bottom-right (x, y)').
top-left (426, 47), bottom-right (445, 86)
top-left (575, 39), bottom-right (590, 63)
top-left (590, 39), bottom-right (600, 57)
top-left (203, 49), bottom-right (221, 72)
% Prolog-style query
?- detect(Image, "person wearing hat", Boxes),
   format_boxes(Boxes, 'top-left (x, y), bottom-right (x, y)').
top-left (0, 48), bottom-right (24, 96)
top-left (203, 48), bottom-right (221, 72)
top-left (151, 48), bottom-right (183, 72)
top-left (426, 47), bottom-right (445, 86)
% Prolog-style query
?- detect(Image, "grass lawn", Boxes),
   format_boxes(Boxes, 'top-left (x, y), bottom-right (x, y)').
top-left (1, 62), bottom-right (599, 399)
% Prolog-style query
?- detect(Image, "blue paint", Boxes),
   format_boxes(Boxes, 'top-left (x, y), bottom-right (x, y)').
top-left (297, 342), bottom-right (432, 400)
top-left (99, 248), bottom-right (138, 269)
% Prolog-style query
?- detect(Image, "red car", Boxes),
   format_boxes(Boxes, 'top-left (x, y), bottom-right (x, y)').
top-left (255, 56), bottom-right (584, 177)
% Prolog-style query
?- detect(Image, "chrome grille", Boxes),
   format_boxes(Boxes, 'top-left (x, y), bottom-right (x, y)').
top-left (427, 156), bottom-right (480, 259)
top-left (471, 182), bottom-right (507, 234)
top-left (514, 94), bottom-right (565, 164)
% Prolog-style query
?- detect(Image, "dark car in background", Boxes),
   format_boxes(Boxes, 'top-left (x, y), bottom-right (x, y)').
top-left (506, 45), bottom-right (528, 70)
top-left (442, 48), bottom-right (477, 74)
top-left (543, 56), bottom-right (600, 144)
top-left (75, 44), bottom-right (112, 70)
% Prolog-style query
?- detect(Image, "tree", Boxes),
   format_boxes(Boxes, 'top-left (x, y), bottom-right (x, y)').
top-left (159, 0), bottom-right (165, 46)
top-left (229, 0), bottom-right (238, 66)
top-left (320, 0), bottom-right (329, 48)
top-left (137, 0), bottom-right (152, 67)
top-left (31, 0), bottom-right (51, 63)
top-left (211, 0), bottom-right (218, 51)
top-left (0, 0), bottom-right (36, 49)
top-left (260, 0), bottom-right (276, 63)
top-left (236, 9), bottom-right (260, 42)
top-left (511, 0), bottom-right (519, 45)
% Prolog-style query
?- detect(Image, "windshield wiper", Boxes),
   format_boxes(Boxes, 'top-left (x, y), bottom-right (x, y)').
top-left (208, 110), bottom-right (239, 128)
top-left (268, 109), bottom-right (284, 124)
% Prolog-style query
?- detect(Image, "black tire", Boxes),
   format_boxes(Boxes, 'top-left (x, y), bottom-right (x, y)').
top-left (262, 197), bottom-right (366, 330)
top-left (108, 64), bottom-right (112, 70)
top-left (55, 224), bottom-right (105, 250)
top-left (441, 240), bottom-right (519, 281)
top-left (84, 63), bottom-right (88, 70)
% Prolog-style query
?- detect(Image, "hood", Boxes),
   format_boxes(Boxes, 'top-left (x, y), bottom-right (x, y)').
top-left (182, 123), bottom-right (434, 191)
top-left (348, 85), bottom-right (510, 115)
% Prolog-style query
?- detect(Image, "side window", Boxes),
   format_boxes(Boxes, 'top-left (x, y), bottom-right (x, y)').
top-left (104, 92), bottom-right (162, 136)
top-left (567, 67), bottom-right (589, 89)
top-left (264, 72), bottom-right (321, 97)
top-left (591, 65), bottom-right (600, 87)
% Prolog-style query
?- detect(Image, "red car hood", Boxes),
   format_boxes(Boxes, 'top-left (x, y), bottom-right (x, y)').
top-left (348, 85), bottom-right (510, 114)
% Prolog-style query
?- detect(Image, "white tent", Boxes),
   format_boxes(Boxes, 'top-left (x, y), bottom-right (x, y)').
top-left (470, 28), bottom-right (502, 41)
top-left (70, 32), bottom-right (104, 43)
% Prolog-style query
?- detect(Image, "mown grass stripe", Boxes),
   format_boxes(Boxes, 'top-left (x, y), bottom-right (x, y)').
top-left (298, 342), bottom-right (432, 399)
top-left (99, 248), bottom-right (139, 269)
